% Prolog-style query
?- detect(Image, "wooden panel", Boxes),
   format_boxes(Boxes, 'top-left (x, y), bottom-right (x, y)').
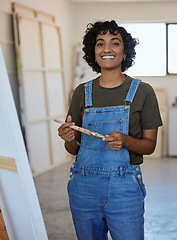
top-left (0, 156), bottom-right (17, 172)
top-left (155, 88), bottom-right (167, 109)
top-left (19, 19), bottom-right (42, 69)
top-left (13, 4), bottom-right (66, 176)
top-left (168, 108), bottom-right (177, 156)
top-left (42, 24), bottom-right (61, 69)
top-left (13, 4), bottom-right (36, 18)
top-left (23, 72), bottom-right (47, 121)
top-left (147, 88), bottom-right (167, 158)
top-left (50, 118), bottom-right (67, 164)
top-left (37, 13), bottom-right (54, 24)
top-left (46, 72), bottom-right (65, 116)
top-left (27, 122), bottom-right (51, 174)
top-left (13, 3), bottom-right (55, 23)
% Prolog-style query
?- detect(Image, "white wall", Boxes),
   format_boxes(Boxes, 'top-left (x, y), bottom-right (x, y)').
top-left (0, 0), bottom-right (177, 109)
top-left (72, 1), bottom-right (177, 42)
top-left (71, 1), bottom-right (177, 107)
top-left (0, 0), bottom-right (75, 106)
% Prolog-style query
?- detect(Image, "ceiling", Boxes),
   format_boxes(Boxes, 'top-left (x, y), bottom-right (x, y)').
top-left (69, 0), bottom-right (177, 2)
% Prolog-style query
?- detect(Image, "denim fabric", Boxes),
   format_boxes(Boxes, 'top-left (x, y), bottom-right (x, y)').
top-left (68, 165), bottom-right (146, 240)
top-left (77, 105), bottom-right (130, 167)
top-left (68, 79), bottom-right (146, 240)
top-left (125, 79), bottom-right (141, 103)
top-left (84, 80), bottom-right (93, 107)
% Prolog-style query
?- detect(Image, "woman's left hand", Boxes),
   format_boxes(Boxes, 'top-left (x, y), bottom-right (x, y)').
top-left (103, 132), bottom-right (126, 151)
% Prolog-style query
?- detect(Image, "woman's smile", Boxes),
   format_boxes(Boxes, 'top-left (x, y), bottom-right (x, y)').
top-left (95, 31), bottom-right (126, 70)
top-left (101, 55), bottom-right (115, 59)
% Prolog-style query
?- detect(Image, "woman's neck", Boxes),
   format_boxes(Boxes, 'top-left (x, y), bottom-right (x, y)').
top-left (99, 70), bottom-right (126, 88)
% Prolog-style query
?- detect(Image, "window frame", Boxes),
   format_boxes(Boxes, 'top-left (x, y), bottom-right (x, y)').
top-left (119, 22), bottom-right (177, 76)
top-left (167, 23), bottom-right (177, 75)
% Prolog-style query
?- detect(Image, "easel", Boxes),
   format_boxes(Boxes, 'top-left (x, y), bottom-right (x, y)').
top-left (0, 42), bottom-right (48, 239)
top-left (0, 208), bottom-right (9, 240)
top-left (0, 156), bottom-right (17, 239)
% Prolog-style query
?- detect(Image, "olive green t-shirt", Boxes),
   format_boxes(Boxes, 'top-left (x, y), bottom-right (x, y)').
top-left (67, 75), bottom-right (163, 165)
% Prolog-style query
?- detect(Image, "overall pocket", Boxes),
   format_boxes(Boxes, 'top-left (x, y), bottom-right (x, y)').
top-left (67, 171), bottom-right (76, 196)
top-left (87, 119), bottom-right (123, 151)
top-left (132, 170), bottom-right (146, 199)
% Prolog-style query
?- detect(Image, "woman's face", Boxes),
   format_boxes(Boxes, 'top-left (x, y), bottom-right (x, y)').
top-left (95, 31), bottom-right (126, 71)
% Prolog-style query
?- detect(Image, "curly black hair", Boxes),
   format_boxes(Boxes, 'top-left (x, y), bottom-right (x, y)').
top-left (82, 20), bottom-right (139, 73)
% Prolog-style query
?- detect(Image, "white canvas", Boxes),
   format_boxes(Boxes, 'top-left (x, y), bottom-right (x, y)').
top-left (0, 46), bottom-right (48, 240)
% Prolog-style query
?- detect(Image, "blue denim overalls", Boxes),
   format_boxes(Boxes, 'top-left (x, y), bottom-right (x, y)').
top-left (67, 79), bottom-right (146, 240)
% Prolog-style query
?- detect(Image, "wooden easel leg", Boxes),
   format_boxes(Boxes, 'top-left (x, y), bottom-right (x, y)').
top-left (0, 208), bottom-right (9, 240)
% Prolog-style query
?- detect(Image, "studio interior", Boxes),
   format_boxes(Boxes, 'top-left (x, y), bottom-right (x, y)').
top-left (0, 0), bottom-right (177, 239)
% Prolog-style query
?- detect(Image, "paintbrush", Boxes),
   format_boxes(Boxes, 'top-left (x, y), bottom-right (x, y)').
top-left (54, 119), bottom-right (104, 139)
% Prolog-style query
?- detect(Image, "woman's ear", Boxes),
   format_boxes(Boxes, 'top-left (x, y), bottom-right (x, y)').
top-left (123, 53), bottom-right (127, 61)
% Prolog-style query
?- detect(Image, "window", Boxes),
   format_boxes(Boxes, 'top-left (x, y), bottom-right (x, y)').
top-left (119, 23), bottom-right (167, 77)
top-left (168, 24), bottom-right (177, 74)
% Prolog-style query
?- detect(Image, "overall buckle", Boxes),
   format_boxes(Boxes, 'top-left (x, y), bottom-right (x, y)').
top-left (124, 100), bottom-right (131, 110)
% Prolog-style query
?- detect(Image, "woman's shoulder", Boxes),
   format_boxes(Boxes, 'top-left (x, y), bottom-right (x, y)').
top-left (73, 77), bottom-right (98, 94)
top-left (127, 77), bottom-right (157, 105)
top-left (130, 77), bottom-right (155, 95)
top-left (72, 82), bottom-right (85, 97)
top-left (138, 80), bottom-right (156, 96)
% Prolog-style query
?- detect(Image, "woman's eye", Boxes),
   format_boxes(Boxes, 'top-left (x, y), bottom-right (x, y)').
top-left (96, 43), bottom-right (103, 46)
top-left (112, 42), bottom-right (119, 46)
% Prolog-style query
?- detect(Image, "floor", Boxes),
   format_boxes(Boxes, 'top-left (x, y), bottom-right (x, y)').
top-left (34, 157), bottom-right (177, 240)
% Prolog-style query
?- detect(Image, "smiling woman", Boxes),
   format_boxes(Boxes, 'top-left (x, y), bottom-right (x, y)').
top-left (94, 32), bottom-right (125, 74)
top-left (83, 20), bottom-right (138, 74)
top-left (57, 20), bottom-right (163, 240)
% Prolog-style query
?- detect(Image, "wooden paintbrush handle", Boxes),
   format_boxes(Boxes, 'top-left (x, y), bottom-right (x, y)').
top-left (54, 119), bottom-right (104, 139)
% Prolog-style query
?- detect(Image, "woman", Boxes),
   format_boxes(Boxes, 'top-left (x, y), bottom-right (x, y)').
top-left (58, 20), bottom-right (162, 240)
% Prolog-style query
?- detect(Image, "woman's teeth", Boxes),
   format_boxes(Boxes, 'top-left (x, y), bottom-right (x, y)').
top-left (102, 56), bottom-right (115, 59)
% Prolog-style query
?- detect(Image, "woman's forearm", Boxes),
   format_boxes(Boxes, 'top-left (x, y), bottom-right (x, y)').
top-left (123, 134), bottom-right (156, 155)
top-left (104, 128), bottom-right (158, 155)
top-left (64, 139), bottom-right (80, 155)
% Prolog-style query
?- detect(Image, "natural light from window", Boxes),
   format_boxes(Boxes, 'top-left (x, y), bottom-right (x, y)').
top-left (119, 23), bottom-right (166, 77)
top-left (168, 24), bottom-right (177, 74)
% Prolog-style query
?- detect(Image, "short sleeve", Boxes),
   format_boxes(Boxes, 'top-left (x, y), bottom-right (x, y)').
top-left (141, 84), bottom-right (163, 130)
top-left (66, 84), bottom-right (84, 127)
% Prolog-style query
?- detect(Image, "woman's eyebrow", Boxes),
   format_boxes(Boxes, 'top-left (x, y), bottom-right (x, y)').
top-left (96, 38), bottom-right (104, 43)
top-left (96, 37), bottom-right (122, 43)
top-left (111, 37), bottom-right (122, 42)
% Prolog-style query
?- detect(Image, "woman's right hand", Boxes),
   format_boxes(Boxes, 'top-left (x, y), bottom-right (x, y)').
top-left (58, 115), bottom-right (76, 142)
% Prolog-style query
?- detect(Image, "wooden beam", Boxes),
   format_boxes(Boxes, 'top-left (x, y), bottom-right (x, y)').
top-left (0, 156), bottom-right (18, 172)
top-left (0, 208), bottom-right (9, 240)
top-left (12, 2), bottom-right (55, 22)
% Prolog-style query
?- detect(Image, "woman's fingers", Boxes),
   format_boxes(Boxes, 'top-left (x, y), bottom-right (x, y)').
top-left (58, 124), bottom-right (75, 142)
top-left (58, 115), bottom-right (76, 142)
top-left (103, 132), bottom-right (125, 151)
top-left (66, 115), bottom-right (72, 123)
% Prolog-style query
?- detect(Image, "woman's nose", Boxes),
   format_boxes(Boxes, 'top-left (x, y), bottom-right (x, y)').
top-left (103, 44), bottom-right (112, 53)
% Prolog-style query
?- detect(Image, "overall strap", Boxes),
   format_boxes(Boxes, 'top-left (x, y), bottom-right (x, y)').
top-left (125, 79), bottom-right (141, 104)
top-left (84, 80), bottom-right (93, 107)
